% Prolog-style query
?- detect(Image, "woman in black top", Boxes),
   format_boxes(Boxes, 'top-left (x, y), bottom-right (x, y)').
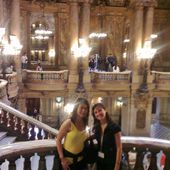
top-left (91, 103), bottom-right (122, 170)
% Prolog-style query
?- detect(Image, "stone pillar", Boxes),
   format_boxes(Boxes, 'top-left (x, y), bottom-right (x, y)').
top-left (144, 0), bottom-right (157, 41)
top-left (10, 0), bottom-right (22, 82)
top-left (68, 0), bottom-right (79, 88)
top-left (21, 10), bottom-right (30, 56)
top-left (144, 1), bottom-right (157, 84)
top-left (144, 6), bottom-right (154, 42)
top-left (80, 0), bottom-right (91, 89)
top-left (132, 2), bottom-right (144, 82)
top-left (128, 1), bottom-right (151, 136)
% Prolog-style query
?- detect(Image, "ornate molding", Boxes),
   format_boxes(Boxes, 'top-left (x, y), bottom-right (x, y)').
top-left (130, 0), bottom-right (157, 8)
top-left (134, 91), bottom-right (150, 111)
top-left (143, 0), bottom-right (157, 7)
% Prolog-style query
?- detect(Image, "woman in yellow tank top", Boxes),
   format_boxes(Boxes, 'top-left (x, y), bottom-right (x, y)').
top-left (56, 98), bottom-right (90, 170)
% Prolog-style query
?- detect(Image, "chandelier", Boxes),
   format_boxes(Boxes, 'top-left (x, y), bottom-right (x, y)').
top-left (0, 28), bottom-right (22, 56)
top-left (32, 3), bottom-right (52, 40)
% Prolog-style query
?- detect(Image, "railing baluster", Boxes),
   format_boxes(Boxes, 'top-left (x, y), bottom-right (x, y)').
top-left (30, 153), bottom-right (40, 170)
top-left (15, 117), bottom-right (22, 134)
top-left (29, 124), bottom-right (36, 140)
top-left (0, 159), bottom-right (9, 170)
top-left (0, 108), bottom-right (4, 123)
top-left (37, 128), bottom-right (43, 140)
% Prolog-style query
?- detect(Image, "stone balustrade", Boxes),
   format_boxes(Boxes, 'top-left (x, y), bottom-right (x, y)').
top-left (5, 72), bottom-right (19, 98)
top-left (0, 137), bottom-right (170, 169)
top-left (0, 102), bottom-right (58, 141)
top-left (91, 71), bottom-right (131, 90)
top-left (0, 79), bottom-right (11, 105)
top-left (152, 71), bottom-right (170, 90)
top-left (0, 80), bottom-right (8, 99)
top-left (22, 70), bottom-right (69, 91)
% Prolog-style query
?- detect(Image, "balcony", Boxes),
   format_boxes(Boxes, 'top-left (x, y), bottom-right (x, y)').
top-left (91, 71), bottom-right (131, 91)
top-left (152, 71), bottom-right (170, 90)
top-left (22, 70), bottom-right (69, 91)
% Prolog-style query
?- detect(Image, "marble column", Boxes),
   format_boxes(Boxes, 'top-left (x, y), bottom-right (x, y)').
top-left (144, 6), bottom-right (154, 42)
top-left (80, 0), bottom-right (91, 88)
top-left (132, 2), bottom-right (144, 80)
top-left (144, 3), bottom-right (156, 84)
top-left (21, 10), bottom-right (30, 56)
top-left (10, 0), bottom-right (22, 82)
top-left (68, 0), bottom-right (79, 87)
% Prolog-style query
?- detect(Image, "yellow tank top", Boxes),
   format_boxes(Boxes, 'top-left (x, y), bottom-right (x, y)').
top-left (63, 122), bottom-right (88, 154)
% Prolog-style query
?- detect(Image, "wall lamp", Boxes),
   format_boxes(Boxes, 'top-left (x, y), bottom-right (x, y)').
top-left (137, 40), bottom-right (157, 92)
top-left (71, 38), bottom-right (91, 93)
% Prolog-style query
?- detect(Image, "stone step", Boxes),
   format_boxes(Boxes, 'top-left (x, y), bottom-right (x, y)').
top-left (0, 132), bottom-right (7, 140)
top-left (0, 136), bottom-right (17, 146)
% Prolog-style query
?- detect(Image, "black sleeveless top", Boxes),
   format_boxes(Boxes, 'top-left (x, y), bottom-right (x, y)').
top-left (93, 121), bottom-right (121, 170)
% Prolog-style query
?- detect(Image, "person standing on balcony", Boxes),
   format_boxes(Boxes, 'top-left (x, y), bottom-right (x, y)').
top-left (36, 63), bottom-right (43, 71)
top-left (91, 103), bottom-right (122, 170)
top-left (56, 98), bottom-right (90, 170)
top-left (113, 64), bottom-right (120, 73)
top-left (21, 52), bottom-right (28, 69)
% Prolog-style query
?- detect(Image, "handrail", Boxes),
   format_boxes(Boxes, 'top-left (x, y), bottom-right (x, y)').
top-left (0, 79), bottom-right (7, 88)
top-left (151, 70), bottom-right (170, 75)
top-left (25, 69), bottom-right (68, 74)
top-left (121, 136), bottom-right (170, 149)
top-left (0, 102), bottom-right (58, 137)
top-left (93, 70), bottom-right (132, 75)
top-left (1, 136), bottom-right (170, 160)
top-left (0, 139), bottom-right (56, 160)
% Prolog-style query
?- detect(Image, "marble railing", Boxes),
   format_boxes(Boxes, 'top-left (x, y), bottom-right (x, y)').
top-left (0, 137), bottom-right (170, 169)
top-left (152, 71), bottom-right (170, 90)
top-left (0, 102), bottom-right (58, 141)
top-left (91, 71), bottom-right (131, 90)
top-left (5, 72), bottom-right (19, 98)
top-left (22, 70), bottom-right (69, 90)
top-left (0, 79), bottom-right (8, 99)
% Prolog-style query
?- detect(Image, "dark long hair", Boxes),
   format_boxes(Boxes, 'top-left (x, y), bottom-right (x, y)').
top-left (71, 98), bottom-right (90, 126)
top-left (91, 103), bottom-right (112, 126)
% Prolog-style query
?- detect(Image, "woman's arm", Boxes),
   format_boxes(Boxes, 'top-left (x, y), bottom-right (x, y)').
top-left (56, 119), bottom-right (71, 170)
top-left (114, 132), bottom-right (122, 170)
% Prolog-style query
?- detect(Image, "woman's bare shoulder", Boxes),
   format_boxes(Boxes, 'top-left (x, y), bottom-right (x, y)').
top-left (60, 118), bottom-right (72, 131)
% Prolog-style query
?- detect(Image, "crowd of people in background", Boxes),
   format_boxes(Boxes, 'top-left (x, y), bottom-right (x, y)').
top-left (89, 53), bottom-right (125, 73)
top-left (21, 51), bottom-right (126, 73)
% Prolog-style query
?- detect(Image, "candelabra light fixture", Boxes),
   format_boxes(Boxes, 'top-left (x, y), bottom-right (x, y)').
top-left (89, 32), bottom-right (107, 39)
top-left (137, 38), bottom-right (157, 92)
top-left (71, 38), bottom-right (91, 93)
top-left (0, 27), bottom-right (22, 56)
top-left (31, 2), bottom-right (52, 40)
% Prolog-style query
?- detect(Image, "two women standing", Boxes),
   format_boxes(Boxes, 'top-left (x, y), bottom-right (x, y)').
top-left (56, 98), bottom-right (122, 170)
